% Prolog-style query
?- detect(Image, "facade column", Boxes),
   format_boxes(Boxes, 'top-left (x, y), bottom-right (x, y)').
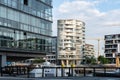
top-left (0, 55), bottom-right (7, 67)
top-left (116, 56), bottom-right (120, 67)
top-left (61, 60), bottom-right (65, 67)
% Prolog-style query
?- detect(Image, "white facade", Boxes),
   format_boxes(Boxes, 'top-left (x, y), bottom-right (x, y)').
top-left (84, 44), bottom-right (95, 57)
top-left (117, 44), bottom-right (120, 53)
top-left (57, 19), bottom-right (85, 66)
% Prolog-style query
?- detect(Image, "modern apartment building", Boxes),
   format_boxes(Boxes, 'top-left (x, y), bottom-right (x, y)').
top-left (57, 19), bottom-right (85, 66)
top-left (0, 0), bottom-right (53, 67)
top-left (105, 34), bottom-right (120, 63)
top-left (84, 44), bottom-right (95, 57)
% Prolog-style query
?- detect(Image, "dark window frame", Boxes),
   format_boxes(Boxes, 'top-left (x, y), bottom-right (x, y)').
top-left (24, 0), bottom-right (28, 5)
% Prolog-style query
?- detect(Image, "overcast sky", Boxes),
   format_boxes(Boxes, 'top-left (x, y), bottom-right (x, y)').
top-left (52, 0), bottom-right (120, 56)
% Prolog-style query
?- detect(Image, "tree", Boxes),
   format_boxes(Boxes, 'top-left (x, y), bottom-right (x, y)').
top-left (90, 56), bottom-right (97, 64)
top-left (98, 56), bottom-right (110, 64)
top-left (83, 56), bottom-right (97, 65)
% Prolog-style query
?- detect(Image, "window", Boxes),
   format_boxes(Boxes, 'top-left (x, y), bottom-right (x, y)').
top-left (24, 0), bottom-right (28, 5)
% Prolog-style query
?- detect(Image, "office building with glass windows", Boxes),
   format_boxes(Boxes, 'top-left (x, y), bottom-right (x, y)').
top-left (47, 36), bottom-right (57, 63)
top-left (0, 0), bottom-right (52, 67)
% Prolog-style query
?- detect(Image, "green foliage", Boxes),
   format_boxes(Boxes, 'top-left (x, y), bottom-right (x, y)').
top-left (84, 56), bottom-right (97, 65)
top-left (33, 58), bottom-right (45, 63)
top-left (98, 56), bottom-right (110, 64)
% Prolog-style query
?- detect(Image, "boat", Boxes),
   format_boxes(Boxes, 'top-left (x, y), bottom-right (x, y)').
top-left (29, 61), bottom-right (68, 77)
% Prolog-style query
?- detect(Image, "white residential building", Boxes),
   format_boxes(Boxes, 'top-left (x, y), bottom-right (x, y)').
top-left (57, 19), bottom-right (85, 66)
top-left (84, 44), bottom-right (95, 57)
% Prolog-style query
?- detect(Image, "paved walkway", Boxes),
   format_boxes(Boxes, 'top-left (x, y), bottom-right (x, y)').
top-left (0, 77), bottom-right (119, 80)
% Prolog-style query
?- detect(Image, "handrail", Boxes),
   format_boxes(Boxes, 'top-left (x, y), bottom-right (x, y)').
top-left (0, 66), bottom-right (120, 78)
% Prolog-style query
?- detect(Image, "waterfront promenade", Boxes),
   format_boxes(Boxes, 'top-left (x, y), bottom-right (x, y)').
top-left (1, 66), bottom-right (120, 80)
top-left (0, 77), bottom-right (119, 80)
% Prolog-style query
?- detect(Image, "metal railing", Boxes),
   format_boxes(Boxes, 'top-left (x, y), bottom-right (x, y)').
top-left (0, 66), bottom-right (120, 78)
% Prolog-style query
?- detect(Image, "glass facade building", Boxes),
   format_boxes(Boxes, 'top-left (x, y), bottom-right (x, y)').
top-left (47, 36), bottom-right (57, 63)
top-left (0, 0), bottom-right (53, 54)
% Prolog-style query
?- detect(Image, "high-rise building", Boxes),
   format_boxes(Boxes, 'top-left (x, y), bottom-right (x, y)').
top-left (105, 34), bottom-right (120, 63)
top-left (84, 44), bottom-right (95, 57)
top-left (57, 19), bottom-right (85, 66)
top-left (0, 0), bottom-right (52, 67)
top-left (47, 36), bottom-right (57, 63)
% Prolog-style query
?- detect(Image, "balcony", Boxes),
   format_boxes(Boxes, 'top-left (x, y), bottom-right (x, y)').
top-left (65, 30), bottom-right (73, 33)
top-left (76, 27), bottom-right (82, 29)
top-left (64, 26), bottom-right (73, 28)
top-left (65, 37), bottom-right (72, 40)
top-left (65, 21), bottom-right (73, 24)
top-left (76, 31), bottom-right (82, 34)
top-left (76, 34), bottom-right (83, 37)
top-left (105, 38), bottom-right (115, 40)
top-left (64, 44), bottom-right (72, 48)
top-left (64, 41), bottom-right (72, 43)
top-left (105, 47), bottom-right (117, 50)
top-left (65, 33), bottom-right (74, 36)
top-left (105, 43), bottom-right (113, 45)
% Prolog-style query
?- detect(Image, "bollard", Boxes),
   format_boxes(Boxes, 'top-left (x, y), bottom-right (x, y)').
top-left (27, 67), bottom-right (30, 78)
top-left (56, 67), bottom-right (58, 77)
top-left (104, 67), bottom-right (106, 76)
top-left (42, 67), bottom-right (44, 77)
top-left (61, 67), bottom-right (64, 77)
top-left (0, 67), bottom-right (3, 76)
top-left (93, 67), bottom-right (95, 76)
top-left (83, 67), bottom-right (86, 76)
